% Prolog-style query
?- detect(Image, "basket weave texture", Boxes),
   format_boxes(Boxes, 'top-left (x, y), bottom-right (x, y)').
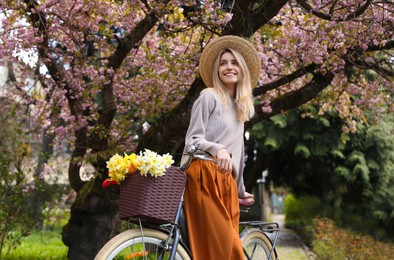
top-left (119, 166), bottom-right (187, 224)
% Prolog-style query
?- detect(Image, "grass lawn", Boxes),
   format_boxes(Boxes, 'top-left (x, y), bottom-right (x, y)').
top-left (2, 227), bottom-right (67, 260)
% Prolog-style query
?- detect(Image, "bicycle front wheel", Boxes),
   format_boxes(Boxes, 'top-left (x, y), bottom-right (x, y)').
top-left (241, 229), bottom-right (278, 260)
top-left (95, 228), bottom-right (191, 260)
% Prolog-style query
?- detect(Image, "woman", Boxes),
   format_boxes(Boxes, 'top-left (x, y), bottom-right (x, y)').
top-left (181, 35), bottom-right (261, 260)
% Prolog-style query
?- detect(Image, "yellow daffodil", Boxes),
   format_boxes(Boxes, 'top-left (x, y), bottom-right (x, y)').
top-left (105, 149), bottom-right (174, 184)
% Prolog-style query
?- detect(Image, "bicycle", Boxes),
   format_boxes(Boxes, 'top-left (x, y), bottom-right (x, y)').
top-left (95, 146), bottom-right (279, 260)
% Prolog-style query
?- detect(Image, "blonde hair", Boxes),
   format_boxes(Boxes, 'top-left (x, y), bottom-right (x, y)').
top-left (211, 48), bottom-right (255, 122)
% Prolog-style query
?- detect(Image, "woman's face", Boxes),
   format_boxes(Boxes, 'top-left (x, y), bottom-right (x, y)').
top-left (218, 51), bottom-right (240, 91)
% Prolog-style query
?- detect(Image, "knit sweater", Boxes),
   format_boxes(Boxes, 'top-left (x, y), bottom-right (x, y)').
top-left (181, 88), bottom-right (247, 197)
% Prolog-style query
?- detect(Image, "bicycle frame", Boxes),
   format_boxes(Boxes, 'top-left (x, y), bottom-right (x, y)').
top-left (166, 192), bottom-right (186, 259)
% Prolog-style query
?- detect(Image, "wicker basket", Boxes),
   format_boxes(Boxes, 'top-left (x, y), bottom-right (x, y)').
top-left (119, 166), bottom-right (187, 224)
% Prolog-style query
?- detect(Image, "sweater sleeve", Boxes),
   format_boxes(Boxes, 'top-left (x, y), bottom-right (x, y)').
top-left (184, 90), bottom-right (225, 156)
top-left (236, 141), bottom-right (247, 197)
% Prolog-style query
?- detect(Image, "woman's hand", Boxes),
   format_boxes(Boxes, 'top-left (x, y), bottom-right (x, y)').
top-left (243, 191), bottom-right (254, 199)
top-left (216, 148), bottom-right (232, 174)
top-left (239, 191), bottom-right (255, 207)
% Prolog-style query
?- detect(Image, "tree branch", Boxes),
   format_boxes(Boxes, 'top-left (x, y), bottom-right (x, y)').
top-left (296, 0), bottom-right (332, 20)
top-left (295, 0), bottom-right (372, 21)
top-left (253, 63), bottom-right (319, 96)
top-left (222, 0), bottom-right (288, 37)
top-left (367, 39), bottom-right (394, 52)
top-left (7, 62), bottom-right (17, 82)
top-left (137, 77), bottom-right (206, 154)
top-left (90, 1), bottom-right (170, 153)
top-left (346, 0), bottom-right (372, 20)
top-left (24, 0), bottom-right (87, 191)
top-left (247, 72), bottom-right (335, 128)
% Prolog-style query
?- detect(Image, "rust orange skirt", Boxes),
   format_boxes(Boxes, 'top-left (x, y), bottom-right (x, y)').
top-left (183, 159), bottom-right (244, 260)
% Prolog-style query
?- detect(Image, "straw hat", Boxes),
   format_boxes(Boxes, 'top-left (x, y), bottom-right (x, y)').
top-left (199, 35), bottom-right (261, 88)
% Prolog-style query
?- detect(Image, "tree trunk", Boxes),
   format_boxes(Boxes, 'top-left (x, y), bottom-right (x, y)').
top-left (62, 181), bottom-right (120, 259)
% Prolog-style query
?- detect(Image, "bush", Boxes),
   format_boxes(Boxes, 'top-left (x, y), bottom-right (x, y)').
top-left (1, 193), bottom-right (71, 259)
top-left (0, 111), bottom-right (36, 257)
top-left (312, 217), bottom-right (394, 259)
top-left (284, 194), bottom-right (322, 227)
top-left (284, 194), bottom-right (322, 243)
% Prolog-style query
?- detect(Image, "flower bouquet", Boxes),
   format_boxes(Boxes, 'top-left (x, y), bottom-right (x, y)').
top-left (102, 149), bottom-right (174, 187)
top-left (103, 149), bottom-right (187, 224)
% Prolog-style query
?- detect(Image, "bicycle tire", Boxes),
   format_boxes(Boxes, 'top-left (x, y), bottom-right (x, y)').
top-left (241, 228), bottom-right (278, 260)
top-left (94, 228), bottom-right (191, 260)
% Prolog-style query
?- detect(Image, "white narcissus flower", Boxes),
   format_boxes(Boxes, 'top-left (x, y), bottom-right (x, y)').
top-left (106, 149), bottom-right (174, 182)
top-left (106, 153), bottom-right (123, 172)
top-left (138, 163), bottom-right (149, 176)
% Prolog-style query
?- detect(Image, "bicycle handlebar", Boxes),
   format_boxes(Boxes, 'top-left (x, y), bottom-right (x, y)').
top-left (181, 145), bottom-right (217, 170)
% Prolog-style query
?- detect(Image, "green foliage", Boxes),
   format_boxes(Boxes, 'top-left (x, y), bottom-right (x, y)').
top-left (312, 217), bottom-right (394, 259)
top-left (264, 136), bottom-right (280, 150)
top-left (2, 227), bottom-right (68, 260)
top-left (2, 185), bottom-right (70, 259)
top-left (0, 108), bottom-right (36, 257)
top-left (0, 100), bottom-right (73, 257)
top-left (42, 202), bottom-right (71, 228)
top-left (283, 194), bottom-right (323, 243)
top-left (312, 239), bottom-right (347, 260)
top-left (284, 194), bottom-right (322, 227)
top-left (250, 107), bottom-right (394, 240)
top-left (294, 144), bottom-right (311, 158)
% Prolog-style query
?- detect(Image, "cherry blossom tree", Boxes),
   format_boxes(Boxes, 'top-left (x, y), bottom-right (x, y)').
top-left (0, 0), bottom-right (392, 258)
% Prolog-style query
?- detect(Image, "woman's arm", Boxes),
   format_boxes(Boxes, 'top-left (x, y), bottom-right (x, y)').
top-left (184, 90), bottom-right (225, 156)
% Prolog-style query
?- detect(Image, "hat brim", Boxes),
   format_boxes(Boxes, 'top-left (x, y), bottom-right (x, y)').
top-left (199, 35), bottom-right (261, 88)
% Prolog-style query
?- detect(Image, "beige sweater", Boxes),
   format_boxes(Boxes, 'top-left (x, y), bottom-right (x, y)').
top-left (181, 88), bottom-right (247, 197)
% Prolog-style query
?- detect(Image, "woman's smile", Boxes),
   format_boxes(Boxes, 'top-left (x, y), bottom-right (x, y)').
top-left (218, 52), bottom-right (240, 90)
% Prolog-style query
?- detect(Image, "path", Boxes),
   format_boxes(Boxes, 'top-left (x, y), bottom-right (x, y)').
top-left (268, 214), bottom-right (316, 260)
